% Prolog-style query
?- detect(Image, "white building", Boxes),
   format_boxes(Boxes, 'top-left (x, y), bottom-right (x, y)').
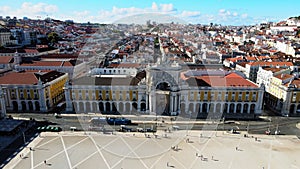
top-left (0, 28), bottom-right (17, 46)
top-left (245, 61), bottom-right (294, 83)
top-left (256, 67), bottom-right (291, 92)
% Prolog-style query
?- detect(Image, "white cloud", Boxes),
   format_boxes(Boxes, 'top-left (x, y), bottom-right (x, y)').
top-left (241, 13), bottom-right (248, 19)
top-left (1, 2), bottom-right (267, 25)
top-left (84, 3), bottom-right (179, 23)
top-left (180, 11), bottom-right (201, 17)
top-left (2, 2), bottom-right (58, 19)
top-left (219, 9), bottom-right (226, 13)
top-left (152, 2), bottom-right (158, 11)
top-left (0, 6), bottom-right (11, 14)
top-left (18, 2), bottom-right (58, 16)
top-left (160, 3), bottom-right (175, 13)
top-left (73, 11), bottom-right (90, 17)
top-left (219, 9), bottom-right (231, 17)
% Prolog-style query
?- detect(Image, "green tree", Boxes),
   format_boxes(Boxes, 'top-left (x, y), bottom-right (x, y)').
top-left (296, 29), bottom-right (300, 36)
top-left (47, 32), bottom-right (59, 43)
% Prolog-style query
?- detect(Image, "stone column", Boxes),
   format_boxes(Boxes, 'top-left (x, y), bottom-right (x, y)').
top-left (65, 86), bottom-right (73, 111)
top-left (0, 87), bottom-right (6, 118)
top-left (256, 88), bottom-right (264, 115)
top-left (199, 104), bottom-right (202, 113)
top-left (220, 103), bottom-right (224, 113)
top-left (38, 85), bottom-right (47, 112)
top-left (247, 104), bottom-right (251, 114)
top-left (137, 90), bottom-right (142, 112)
top-left (234, 103), bottom-right (237, 113)
top-left (184, 94), bottom-right (189, 113)
top-left (103, 102), bottom-right (106, 112)
top-left (116, 102), bottom-right (119, 112)
top-left (174, 94), bottom-right (178, 113)
top-left (146, 93), bottom-right (149, 112)
top-left (83, 102), bottom-right (86, 112)
top-left (170, 93), bottom-right (174, 113)
top-left (149, 91), bottom-right (156, 114)
top-left (213, 103), bottom-right (216, 113)
top-left (177, 94), bottom-right (180, 113)
top-left (123, 103), bottom-right (126, 113)
top-left (15, 87), bottom-right (21, 111)
top-left (129, 102), bottom-right (132, 112)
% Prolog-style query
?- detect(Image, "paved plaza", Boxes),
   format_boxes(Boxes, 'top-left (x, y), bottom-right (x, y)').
top-left (4, 130), bottom-right (300, 169)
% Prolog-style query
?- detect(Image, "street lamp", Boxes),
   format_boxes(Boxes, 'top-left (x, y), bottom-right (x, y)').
top-left (22, 132), bottom-right (26, 145)
top-left (246, 121), bottom-right (250, 135)
top-left (186, 111), bottom-right (192, 136)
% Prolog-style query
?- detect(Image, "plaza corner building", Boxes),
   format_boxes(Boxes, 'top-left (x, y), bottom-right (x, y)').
top-left (0, 70), bottom-right (68, 114)
top-left (65, 62), bottom-right (264, 119)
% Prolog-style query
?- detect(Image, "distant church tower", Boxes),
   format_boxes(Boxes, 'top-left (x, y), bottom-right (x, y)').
top-left (0, 87), bottom-right (6, 119)
top-left (14, 50), bottom-right (21, 65)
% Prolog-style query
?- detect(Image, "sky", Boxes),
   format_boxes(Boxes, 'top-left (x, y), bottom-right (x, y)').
top-left (0, 0), bottom-right (299, 25)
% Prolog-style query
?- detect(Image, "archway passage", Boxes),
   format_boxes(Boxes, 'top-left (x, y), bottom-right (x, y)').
top-left (12, 101), bottom-right (18, 111)
top-left (35, 102), bottom-right (40, 111)
top-left (250, 104), bottom-right (255, 114)
top-left (21, 101), bottom-right (26, 111)
top-left (28, 101), bottom-right (33, 111)
top-left (290, 104), bottom-right (295, 114)
top-left (156, 82), bottom-right (171, 115)
top-left (99, 102), bottom-right (104, 112)
top-left (141, 103), bottom-right (146, 111)
top-left (106, 102), bottom-right (111, 112)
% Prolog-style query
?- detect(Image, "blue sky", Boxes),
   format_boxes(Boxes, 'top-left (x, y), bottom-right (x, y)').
top-left (0, 0), bottom-right (299, 25)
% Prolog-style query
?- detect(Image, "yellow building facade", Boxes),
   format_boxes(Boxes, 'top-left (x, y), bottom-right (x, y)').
top-left (0, 71), bottom-right (68, 112)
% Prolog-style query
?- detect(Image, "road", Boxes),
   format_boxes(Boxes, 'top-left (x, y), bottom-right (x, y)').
top-left (7, 113), bottom-right (300, 136)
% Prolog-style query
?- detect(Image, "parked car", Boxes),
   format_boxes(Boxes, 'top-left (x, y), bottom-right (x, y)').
top-left (37, 126), bottom-right (62, 132)
top-left (90, 117), bottom-right (107, 126)
top-left (107, 117), bottom-right (132, 125)
top-left (119, 125), bottom-right (133, 132)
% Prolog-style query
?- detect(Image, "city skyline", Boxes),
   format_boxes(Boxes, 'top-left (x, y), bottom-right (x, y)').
top-left (0, 0), bottom-right (299, 25)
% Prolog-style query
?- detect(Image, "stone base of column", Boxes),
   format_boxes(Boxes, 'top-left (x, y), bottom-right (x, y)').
top-left (255, 109), bottom-right (262, 115)
top-left (40, 107), bottom-right (48, 112)
top-left (66, 107), bottom-right (73, 112)
top-left (170, 112), bottom-right (178, 116)
top-left (149, 111), bottom-right (156, 115)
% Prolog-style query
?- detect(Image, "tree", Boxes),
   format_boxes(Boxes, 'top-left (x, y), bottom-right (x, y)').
top-left (47, 32), bottom-right (59, 43)
top-left (296, 29), bottom-right (300, 37)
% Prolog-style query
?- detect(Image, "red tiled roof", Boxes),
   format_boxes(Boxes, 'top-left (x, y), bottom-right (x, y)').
top-left (273, 74), bottom-right (293, 80)
top-left (24, 49), bottom-right (39, 53)
top-left (236, 62), bottom-right (248, 67)
top-left (0, 56), bottom-right (13, 64)
top-left (20, 61), bottom-right (74, 67)
top-left (62, 61), bottom-right (74, 67)
top-left (247, 61), bottom-right (293, 66)
top-left (108, 63), bottom-right (140, 68)
top-left (245, 56), bottom-right (257, 61)
top-left (0, 71), bottom-right (38, 85)
top-left (41, 54), bottom-right (78, 59)
top-left (197, 73), bottom-right (258, 88)
top-left (0, 70), bottom-right (66, 85)
top-left (257, 56), bottom-right (270, 60)
top-left (262, 67), bottom-right (285, 73)
top-left (285, 79), bottom-right (300, 88)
